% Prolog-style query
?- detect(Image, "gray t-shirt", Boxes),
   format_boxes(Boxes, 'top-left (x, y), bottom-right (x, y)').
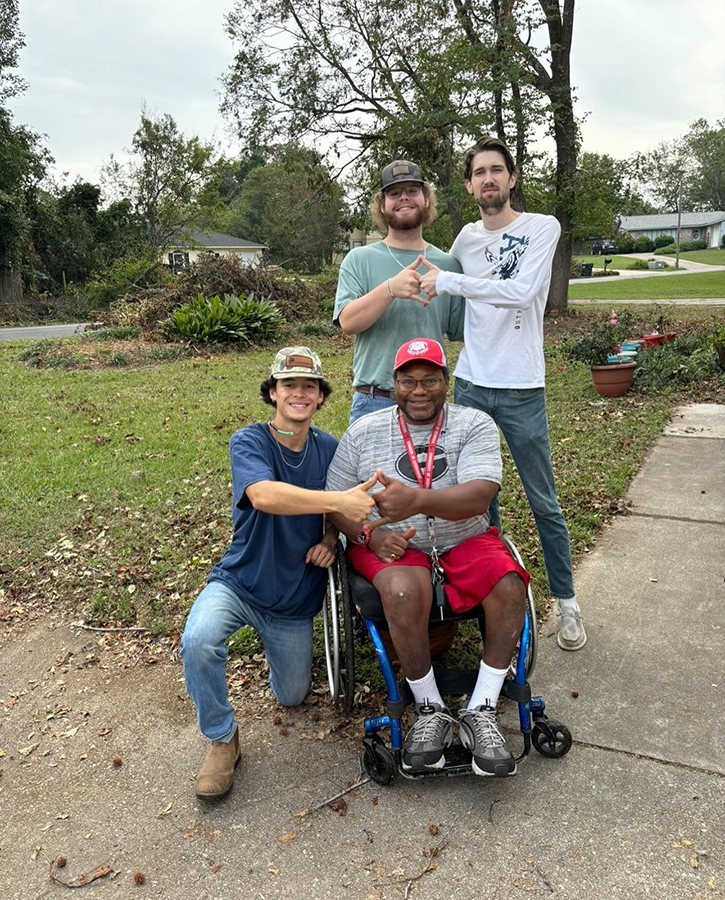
top-left (334, 242), bottom-right (465, 391)
top-left (325, 403), bottom-right (501, 554)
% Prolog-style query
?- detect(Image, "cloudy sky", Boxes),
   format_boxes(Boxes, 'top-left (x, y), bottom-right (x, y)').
top-left (9, 0), bottom-right (725, 187)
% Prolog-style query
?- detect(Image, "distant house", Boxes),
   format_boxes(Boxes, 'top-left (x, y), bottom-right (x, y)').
top-left (619, 212), bottom-right (725, 248)
top-left (164, 229), bottom-right (267, 272)
top-left (348, 227), bottom-right (384, 251)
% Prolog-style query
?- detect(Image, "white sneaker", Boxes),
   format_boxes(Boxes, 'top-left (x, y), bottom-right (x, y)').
top-left (557, 604), bottom-right (587, 650)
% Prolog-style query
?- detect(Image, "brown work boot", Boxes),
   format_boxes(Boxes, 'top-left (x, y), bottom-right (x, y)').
top-left (195, 727), bottom-right (241, 799)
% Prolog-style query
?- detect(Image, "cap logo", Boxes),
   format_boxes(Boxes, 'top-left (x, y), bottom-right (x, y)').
top-left (285, 355), bottom-right (313, 370)
top-left (407, 340), bottom-right (429, 356)
top-left (392, 164), bottom-right (412, 177)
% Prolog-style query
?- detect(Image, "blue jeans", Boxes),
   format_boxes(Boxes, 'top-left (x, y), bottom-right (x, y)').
top-left (454, 379), bottom-right (575, 600)
top-left (180, 580), bottom-right (314, 742)
top-left (349, 389), bottom-right (396, 424)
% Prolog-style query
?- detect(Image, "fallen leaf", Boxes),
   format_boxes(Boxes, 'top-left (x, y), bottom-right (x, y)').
top-left (690, 854), bottom-right (699, 869)
top-left (279, 831), bottom-right (298, 843)
top-left (708, 876), bottom-right (717, 889)
top-left (157, 803), bottom-right (173, 817)
top-left (429, 824), bottom-right (439, 836)
top-left (19, 742), bottom-right (39, 757)
top-left (328, 797), bottom-right (347, 816)
top-left (210, 864), bottom-right (223, 874)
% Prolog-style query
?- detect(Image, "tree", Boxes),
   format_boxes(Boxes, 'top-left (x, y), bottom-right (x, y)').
top-left (0, 0), bottom-right (27, 102)
top-left (684, 118), bottom-right (725, 212)
top-left (223, 144), bottom-right (346, 271)
top-left (103, 111), bottom-right (221, 253)
top-left (528, 151), bottom-right (656, 243)
top-left (222, 0), bottom-right (578, 310)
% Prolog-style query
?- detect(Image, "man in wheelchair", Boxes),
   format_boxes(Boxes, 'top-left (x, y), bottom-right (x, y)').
top-left (326, 338), bottom-right (530, 777)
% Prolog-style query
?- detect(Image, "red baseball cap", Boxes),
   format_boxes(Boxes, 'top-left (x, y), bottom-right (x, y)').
top-left (393, 338), bottom-right (447, 372)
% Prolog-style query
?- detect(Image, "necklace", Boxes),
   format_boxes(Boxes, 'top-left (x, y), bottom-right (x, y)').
top-left (384, 240), bottom-right (428, 270)
top-left (268, 423), bottom-right (310, 469)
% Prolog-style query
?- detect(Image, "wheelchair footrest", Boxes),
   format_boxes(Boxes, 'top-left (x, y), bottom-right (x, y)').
top-left (399, 744), bottom-right (474, 779)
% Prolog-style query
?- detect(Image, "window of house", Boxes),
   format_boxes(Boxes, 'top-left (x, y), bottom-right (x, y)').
top-left (352, 240), bottom-right (363, 248)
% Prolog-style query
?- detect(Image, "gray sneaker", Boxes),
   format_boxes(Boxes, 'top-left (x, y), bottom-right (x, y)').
top-left (557, 605), bottom-right (587, 651)
top-left (458, 704), bottom-right (516, 777)
top-left (402, 701), bottom-right (454, 771)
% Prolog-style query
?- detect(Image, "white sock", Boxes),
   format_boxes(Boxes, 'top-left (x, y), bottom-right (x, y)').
top-left (467, 660), bottom-right (508, 710)
top-left (557, 596), bottom-right (579, 612)
top-left (407, 667), bottom-right (444, 708)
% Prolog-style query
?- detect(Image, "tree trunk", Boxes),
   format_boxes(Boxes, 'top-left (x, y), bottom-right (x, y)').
top-left (0, 270), bottom-right (22, 305)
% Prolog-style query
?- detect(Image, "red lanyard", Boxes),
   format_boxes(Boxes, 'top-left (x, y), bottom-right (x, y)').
top-left (397, 408), bottom-right (445, 489)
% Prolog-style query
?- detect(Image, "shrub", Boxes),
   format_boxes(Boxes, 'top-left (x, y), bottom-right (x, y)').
top-left (110, 288), bottom-right (182, 328)
top-left (681, 239), bottom-right (707, 251)
top-left (85, 325), bottom-right (141, 341)
top-left (160, 293), bottom-right (285, 344)
top-left (654, 245), bottom-right (676, 255)
top-left (633, 331), bottom-right (723, 392)
top-left (109, 350), bottom-right (131, 366)
top-left (613, 233), bottom-right (635, 254)
top-left (81, 258), bottom-right (166, 308)
top-left (655, 234), bottom-right (674, 248)
top-left (304, 265), bottom-right (340, 304)
top-left (633, 236), bottom-right (655, 253)
top-left (177, 255), bottom-right (319, 324)
top-left (629, 259), bottom-right (649, 270)
top-left (298, 318), bottom-right (337, 337)
top-left (570, 260), bottom-right (582, 278)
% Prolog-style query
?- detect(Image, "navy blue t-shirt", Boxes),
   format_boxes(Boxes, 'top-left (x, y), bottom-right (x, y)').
top-left (208, 422), bottom-right (338, 618)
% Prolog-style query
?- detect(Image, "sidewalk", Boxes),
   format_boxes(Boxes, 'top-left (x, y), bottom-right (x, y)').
top-left (1, 405), bottom-right (724, 899)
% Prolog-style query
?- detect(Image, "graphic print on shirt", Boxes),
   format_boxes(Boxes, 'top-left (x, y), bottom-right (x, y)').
top-left (395, 444), bottom-right (449, 484)
top-left (483, 232), bottom-right (530, 280)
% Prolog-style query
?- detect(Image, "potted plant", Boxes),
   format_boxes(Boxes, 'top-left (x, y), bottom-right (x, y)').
top-left (565, 311), bottom-right (637, 397)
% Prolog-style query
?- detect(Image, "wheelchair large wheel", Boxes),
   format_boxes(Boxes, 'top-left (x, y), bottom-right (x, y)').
top-left (499, 534), bottom-right (538, 679)
top-left (322, 542), bottom-right (356, 713)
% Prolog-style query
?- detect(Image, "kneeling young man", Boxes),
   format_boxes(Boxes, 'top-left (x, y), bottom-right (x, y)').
top-left (181, 347), bottom-right (378, 799)
top-left (325, 339), bottom-right (529, 776)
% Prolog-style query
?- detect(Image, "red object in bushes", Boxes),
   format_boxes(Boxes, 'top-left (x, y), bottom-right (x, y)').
top-left (643, 333), bottom-right (665, 348)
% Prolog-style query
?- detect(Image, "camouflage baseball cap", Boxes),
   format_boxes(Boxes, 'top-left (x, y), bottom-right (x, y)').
top-left (270, 346), bottom-right (324, 380)
top-left (380, 160), bottom-right (425, 191)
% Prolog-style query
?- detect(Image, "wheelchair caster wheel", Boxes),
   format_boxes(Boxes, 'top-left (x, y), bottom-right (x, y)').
top-left (362, 737), bottom-right (397, 785)
top-left (532, 720), bottom-right (572, 758)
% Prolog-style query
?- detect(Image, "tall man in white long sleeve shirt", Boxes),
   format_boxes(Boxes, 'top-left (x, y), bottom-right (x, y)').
top-left (419, 135), bottom-right (585, 651)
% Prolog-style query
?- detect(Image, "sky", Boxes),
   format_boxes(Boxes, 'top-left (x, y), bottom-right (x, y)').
top-left (9, 0), bottom-right (725, 187)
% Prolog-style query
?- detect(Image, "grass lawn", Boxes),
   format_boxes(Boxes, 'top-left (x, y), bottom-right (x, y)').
top-left (573, 255), bottom-right (656, 270)
top-left (569, 270), bottom-right (725, 301)
top-left (669, 248), bottom-right (725, 265)
top-left (2, 318), bottom-right (722, 687)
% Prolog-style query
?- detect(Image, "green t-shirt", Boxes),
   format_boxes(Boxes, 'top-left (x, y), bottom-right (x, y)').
top-left (334, 242), bottom-right (465, 391)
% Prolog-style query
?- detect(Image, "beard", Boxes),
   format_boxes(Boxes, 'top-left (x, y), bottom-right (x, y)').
top-left (381, 205), bottom-right (427, 231)
top-left (475, 185), bottom-right (510, 213)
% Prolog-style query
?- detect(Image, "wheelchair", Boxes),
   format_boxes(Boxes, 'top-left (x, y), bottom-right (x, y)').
top-left (322, 536), bottom-right (572, 785)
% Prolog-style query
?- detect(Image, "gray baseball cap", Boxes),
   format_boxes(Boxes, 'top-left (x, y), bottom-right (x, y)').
top-left (380, 160), bottom-right (425, 191)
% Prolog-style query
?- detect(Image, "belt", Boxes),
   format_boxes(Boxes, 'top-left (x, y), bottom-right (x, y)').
top-left (355, 384), bottom-right (392, 398)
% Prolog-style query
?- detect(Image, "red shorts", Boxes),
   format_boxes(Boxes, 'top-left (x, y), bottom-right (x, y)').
top-left (347, 528), bottom-right (530, 613)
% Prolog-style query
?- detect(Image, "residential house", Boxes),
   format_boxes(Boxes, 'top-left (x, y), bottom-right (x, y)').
top-left (619, 212), bottom-right (725, 248)
top-left (164, 229), bottom-right (267, 272)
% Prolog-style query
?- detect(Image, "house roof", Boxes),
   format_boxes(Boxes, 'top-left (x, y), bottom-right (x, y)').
top-left (620, 212), bottom-right (725, 231)
top-left (173, 228), bottom-right (267, 249)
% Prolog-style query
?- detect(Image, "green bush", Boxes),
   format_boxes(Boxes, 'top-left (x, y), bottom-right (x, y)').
top-left (570, 260), bottom-right (583, 278)
top-left (564, 310), bottom-right (636, 366)
top-left (85, 325), bottom-right (141, 341)
top-left (298, 318), bottom-right (337, 337)
top-left (633, 236), bottom-right (655, 253)
top-left (655, 234), bottom-right (674, 248)
top-left (81, 258), bottom-right (167, 308)
top-left (629, 259), bottom-right (649, 270)
top-left (160, 293), bottom-right (284, 344)
top-left (304, 265), bottom-right (340, 303)
top-left (633, 332), bottom-right (722, 392)
top-left (613, 233), bottom-right (635, 253)
top-left (653, 245), bottom-right (677, 255)
top-left (109, 350), bottom-right (132, 366)
top-left (682, 239), bottom-right (707, 251)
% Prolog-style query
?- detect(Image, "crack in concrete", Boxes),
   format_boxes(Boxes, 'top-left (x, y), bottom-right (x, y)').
top-left (571, 738), bottom-right (725, 778)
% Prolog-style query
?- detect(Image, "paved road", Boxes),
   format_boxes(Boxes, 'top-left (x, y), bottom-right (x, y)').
top-left (0, 322), bottom-right (88, 341)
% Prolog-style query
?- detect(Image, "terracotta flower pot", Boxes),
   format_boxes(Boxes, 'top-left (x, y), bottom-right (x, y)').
top-left (589, 361), bottom-right (637, 397)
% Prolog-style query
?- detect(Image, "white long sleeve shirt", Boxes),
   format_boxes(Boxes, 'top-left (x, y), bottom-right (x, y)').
top-left (436, 212), bottom-right (560, 389)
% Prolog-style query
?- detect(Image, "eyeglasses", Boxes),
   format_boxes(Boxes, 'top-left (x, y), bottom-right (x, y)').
top-left (385, 185), bottom-right (422, 199)
top-left (396, 376), bottom-right (444, 392)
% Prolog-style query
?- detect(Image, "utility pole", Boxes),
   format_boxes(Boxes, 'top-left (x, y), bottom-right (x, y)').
top-left (675, 179), bottom-right (682, 270)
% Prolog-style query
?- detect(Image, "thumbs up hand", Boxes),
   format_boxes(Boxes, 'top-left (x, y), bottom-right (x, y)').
top-left (372, 469), bottom-right (417, 522)
top-left (419, 257), bottom-right (441, 300)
